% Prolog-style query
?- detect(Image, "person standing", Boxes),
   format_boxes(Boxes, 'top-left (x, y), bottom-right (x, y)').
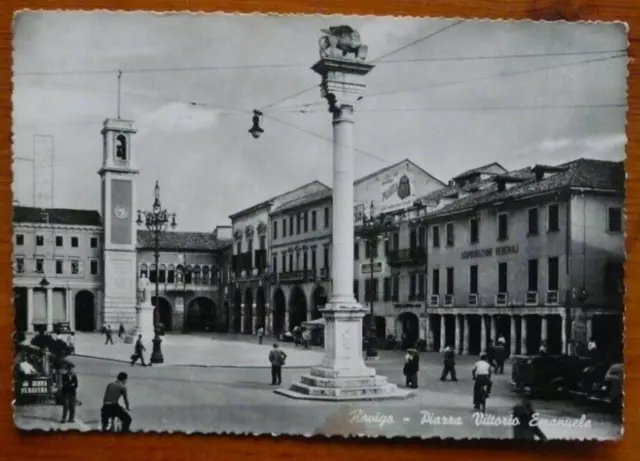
top-left (268, 343), bottom-right (287, 385)
top-left (512, 398), bottom-right (547, 440)
top-left (494, 341), bottom-right (506, 374)
top-left (404, 349), bottom-right (419, 388)
top-left (118, 324), bottom-right (125, 339)
top-left (440, 345), bottom-right (458, 381)
top-left (257, 326), bottom-right (264, 345)
top-left (130, 335), bottom-right (147, 367)
top-left (60, 362), bottom-right (78, 423)
top-left (105, 325), bottom-right (114, 345)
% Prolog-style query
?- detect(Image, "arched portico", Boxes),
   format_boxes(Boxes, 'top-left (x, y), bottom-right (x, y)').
top-left (396, 311), bottom-right (420, 349)
top-left (273, 288), bottom-right (286, 337)
top-left (75, 290), bottom-right (95, 332)
top-left (233, 290), bottom-right (242, 333)
top-left (186, 296), bottom-right (216, 332)
top-left (256, 287), bottom-right (267, 331)
top-left (310, 285), bottom-right (327, 320)
top-left (243, 288), bottom-right (253, 334)
top-left (288, 285), bottom-right (307, 330)
top-left (152, 296), bottom-right (173, 331)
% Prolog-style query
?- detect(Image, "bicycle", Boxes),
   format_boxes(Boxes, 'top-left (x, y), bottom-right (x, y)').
top-left (478, 385), bottom-right (488, 413)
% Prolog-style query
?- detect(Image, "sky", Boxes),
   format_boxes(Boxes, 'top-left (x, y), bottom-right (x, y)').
top-left (12, 12), bottom-right (629, 231)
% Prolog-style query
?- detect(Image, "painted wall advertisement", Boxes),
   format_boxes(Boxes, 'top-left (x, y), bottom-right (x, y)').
top-left (354, 171), bottom-right (416, 225)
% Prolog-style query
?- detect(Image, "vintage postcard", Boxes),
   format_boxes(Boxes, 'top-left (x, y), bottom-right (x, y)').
top-left (12, 12), bottom-right (627, 441)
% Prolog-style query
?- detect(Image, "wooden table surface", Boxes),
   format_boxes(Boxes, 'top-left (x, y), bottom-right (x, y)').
top-left (0, 0), bottom-right (638, 459)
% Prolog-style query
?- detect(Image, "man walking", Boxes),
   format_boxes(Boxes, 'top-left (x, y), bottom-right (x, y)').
top-left (440, 344), bottom-right (458, 381)
top-left (268, 343), bottom-right (287, 386)
top-left (101, 372), bottom-right (132, 432)
top-left (257, 326), bottom-right (264, 345)
top-left (105, 325), bottom-right (114, 345)
top-left (60, 362), bottom-right (78, 423)
top-left (130, 335), bottom-right (147, 367)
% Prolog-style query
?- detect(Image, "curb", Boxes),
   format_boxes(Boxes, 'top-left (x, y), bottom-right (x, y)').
top-left (72, 354), bottom-right (318, 369)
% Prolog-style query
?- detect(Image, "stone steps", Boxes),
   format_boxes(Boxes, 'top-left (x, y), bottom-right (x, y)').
top-left (300, 374), bottom-right (389, 388)
top-left (279, 382), bottom-right (413, 401)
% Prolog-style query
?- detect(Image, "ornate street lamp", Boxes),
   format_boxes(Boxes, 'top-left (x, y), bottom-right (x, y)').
top-left (570, 287), bottom-right (589, 355)
top-left (136, 180), bottom-right (177, 328)
top-left (248, 110), bottom-right (264, 139)
top-left (358, 201), bottom-right (395, 358)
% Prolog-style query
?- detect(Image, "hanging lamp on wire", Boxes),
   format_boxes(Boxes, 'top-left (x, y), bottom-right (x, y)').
top-left (248, 110), bottom-right (264, 139)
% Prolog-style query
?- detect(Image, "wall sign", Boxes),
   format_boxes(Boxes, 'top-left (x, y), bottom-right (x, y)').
top-left (460, 244), bottom-right (519, 260)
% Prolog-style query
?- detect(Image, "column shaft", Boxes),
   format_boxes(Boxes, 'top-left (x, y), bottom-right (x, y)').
top-left (46, 288), bottom-right (53, 331)
top-left (480, 315), bottom-right (487, 352)
top-left (520, 315), bottom-right (528, 355)
top-left (462, 315), bottom-right (469, 355)
top-left (440, 315), bottom-right (446, 351)
top-left (454, 315), bottom-right (461, 354)
top-left (510, 315), bottom-right (517, 356)
top-left (27, 287), bottom-right (34, 333)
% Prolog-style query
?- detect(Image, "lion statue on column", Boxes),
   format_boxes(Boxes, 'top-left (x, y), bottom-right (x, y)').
top-left (319, 25), bottom-right (368, 60)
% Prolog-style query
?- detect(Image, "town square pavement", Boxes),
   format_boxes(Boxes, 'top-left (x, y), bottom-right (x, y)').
top-left (14, 334), bottom-right (622, 440)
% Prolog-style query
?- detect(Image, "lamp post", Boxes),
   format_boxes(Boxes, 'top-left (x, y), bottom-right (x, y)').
top-left (571, 287), bottom-right (589, 355)
top-left (358, 201), bottom-right (394, 358)
top-left (136, 181), bottom-right (177, 327)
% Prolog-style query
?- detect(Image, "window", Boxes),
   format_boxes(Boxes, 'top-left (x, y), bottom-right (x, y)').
top-left (548, 204), bottom-right (560, 232)
top-left (548, 257), bottom-right (559, 291)
top-left (324, 207), bottom-right (330, 228)
top-left (470, 218), bottom-right (479, 244)
top-left (282, 218), bottom-right (287, 238)
top-left (273, 221), bottom-right (278, 240)
top-left (432, 226), bottom-right (440, 248)
top-left (353, 280), bottom-right (359, 302)
top-left (528, 259), bottom-right (538, 292)
top-left (527, 208), bottom-right (539, 235)
top-left (498, 262), bottom-right (508, 293)
top-left (304, 212), bottom-right (309, 233)
top-left (56, 260), bottom-right (63, 275)
top-left (303, 251), bottom-right (308, 271)
top-left (202, 266), bottom-right (211, 284)
top-left (260, 235), bottom-right (266, 250)
top-left (365, 279), bottom-right (379, 302)
top-left (392, 233), bottom-right (399, 252)
top-left (365, 240), bottom-right (378, 259)
top-left (288, 254), bottom-right (293, 272)
top-left (36, 235), bottom-right (44, 246)
top-left (354, 241), bottom-right (359, 260)
top-left (311, 210), bottom-right (317, 230)
top-left (608, 207), bottom-right (622, 232)
top-left (272, 255), bottom-right (277, 275)
top-left (418, 226), bottom-right (426, 248)
top-left (192, 266), bottom-right (201, 284)
top-left (90, 259), bottom-right (99, 275)
top-left (469, 265), bottom-right (478, 294)
top-left (167, 265), bottom-right (175, 283)
top-left (54, 236), bottom-right (63, 247)
top-left (432, 269), bottom-right (440, 295)
top-left (281, 253), bottom-right (287, 272)
top-left (71, 237), bottom-right (79, 248)
top-left (236, 242), bottom-right (242, 255)
top-left (158, 264), bottom-right (166, 283)
top-left (289, 216), bottom-right (294, 236)
top-left (410, 228), bottom-right (417, 249)
top-left (417, 273), bottom-right (425, 300)
top-left (311, 249), bottom-right (317, 271)
top-left (383, 277), bottom-right (391, 301)
top-left (36, 258), bottom-right (44, 273)
top-left (497, 213), bottom-right (508, 241)
top-left (323, 247), bottom-right (330, 268)
top-left (603, 261), bottom-right (624, 295)
top-left (90, 237), bottom-right (99, 248)
top-left (296, 214), bottom-right (301, 235)
top-left (15, 234), bottom-right (24, 246)
top-left (140, 264), bottom-right (148, 278)
top-left (409, 274), bottom-right (416, 300)
top-left (71, 260), bottom-right (80, 275)
top-left (372, 278), bottom-right (379, 302)
top-left (446, 268), bottom-right (454, 295)
top-left (247, 238), bottom-right (253, 253)
top-left (446, 223), bottom-right (455, 247)
top-left (15, 257), bottom-right (24, 273)
top-left (392, 276), bottom-right (400, 302)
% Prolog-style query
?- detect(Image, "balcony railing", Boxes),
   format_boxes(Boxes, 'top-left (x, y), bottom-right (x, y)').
top-left (320, 267), bottom-right (330, 279)
top-left (387, 247), bottom-right (427, 266)
top-left (525, 291), bottom-right (538, 306)
top-left (279, 270), bottom-right (309, 283)
top-left (545, 291), bottom-right (559, 305)
top-left (429, 295), bottom-right (439, 307)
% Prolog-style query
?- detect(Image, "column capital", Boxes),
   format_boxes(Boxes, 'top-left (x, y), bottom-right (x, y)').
top-left (312, 57), bottom-right (374, 114)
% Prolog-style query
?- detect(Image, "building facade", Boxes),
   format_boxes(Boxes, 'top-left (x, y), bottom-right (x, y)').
top-left (228, 181), bottom-right (330, 335)
top-left (421, 159), bottom-right (624, 357)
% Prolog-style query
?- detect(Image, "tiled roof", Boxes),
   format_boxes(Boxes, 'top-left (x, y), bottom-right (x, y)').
top-left (137, 230), bottom-right (233, 251)
top-left (452, 162), bottom-right (507, 180)
top-left (272, 189), bottom-right (333, 214)
top-left (13, 206), bottom-right (102, 227)
top-left (428, 158), bottom-right (624, 219)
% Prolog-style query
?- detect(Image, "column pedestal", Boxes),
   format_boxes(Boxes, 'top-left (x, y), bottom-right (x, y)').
top-left (132, 302), bottom-right (155, 343)
top-left (276, 303), bottom-right (412, 401)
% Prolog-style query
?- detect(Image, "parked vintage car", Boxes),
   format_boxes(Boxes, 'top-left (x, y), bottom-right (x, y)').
top-left (569, 360), bottom-right (615, 398)
top-left (588, 363), bottom-right (623, 409)
top-left (511, 354), bottom-right (595, 397)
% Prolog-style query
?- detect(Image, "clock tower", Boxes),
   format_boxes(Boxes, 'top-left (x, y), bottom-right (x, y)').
top-left (99, 118), bottom-right (139, 328)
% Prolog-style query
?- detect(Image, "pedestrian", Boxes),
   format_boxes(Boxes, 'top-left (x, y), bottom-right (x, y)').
top-left (268, 343), bottom-right (287, 385)
top-left (130, 335), bottom-right (147, 367)
top-left (118, 324), bottom-right (125, 339)
top-left (66, 332), bottom-right (75, 355)
top-left (105, 325), bottom-right (114, 345)
top-left (440, 344), bottom-right (458, 381)
top-left (403, 349), bottom-right (419, 388)
top-left (60, 362), bottom-right (78, 423)
top-left (497, 334), bottom-right (506, 346)
top-left (494, 341), bottom-right (506, 374)
top-left (257, 326), bottom-right (264, 345)
top-left (486, 339), bottom-right (497, 369)
top-left (588, 337), bottom-right (598, 358)
top-left (302, 328), bottom-right (311, 349)
top-left (512, 398), bottom-right (547, 441)
top-left (539, 340), bottom-right (547, 355)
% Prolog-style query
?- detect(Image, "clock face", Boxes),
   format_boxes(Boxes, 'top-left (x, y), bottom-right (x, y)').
top-left (114, 205), bottom-right (129, 220)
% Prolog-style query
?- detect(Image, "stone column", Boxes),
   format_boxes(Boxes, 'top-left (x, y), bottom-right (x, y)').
top-left (520, 315), bottom-right (528, 355)
top-left (284, 311), bottom-right (290, 333)
top-left (561, 315), bottom-right (567, 354)
top-left (541, 315), bottom-right (548, 342)
top-left (251, 303), bottom-right (257, 333)
top-left (276, 34), bottom-right (409, 401)
top-left (586, 316), bottom-right (593, 341)
top-left (480, 315), bottom-right (487, 352)
top-left (462, 315), bottom-right (469, 355)
top-left (510, 316), bottom-right (517, 356)
top-left (66, 288), bottom-right (74, 329)
top-left (440, 315), bottom-right (446, 351)
top-left (266, 303), bottom-right (272, 336)
top-left (27, 287), bottom-right (34, 333)
top-left (454, 315), bottom-right (461, 354)
top-left (425, 314), bottom-right (433, 351)
top-left (46, 287), bottom-right (53, 331)
top-left (240, 304), bottom-right (245, 333)
top-left (490, 315), bottom-right (496, 343)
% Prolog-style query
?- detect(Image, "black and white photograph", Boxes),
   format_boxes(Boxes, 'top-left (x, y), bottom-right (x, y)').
top-left (12, 12), bottom-right (626, 440)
